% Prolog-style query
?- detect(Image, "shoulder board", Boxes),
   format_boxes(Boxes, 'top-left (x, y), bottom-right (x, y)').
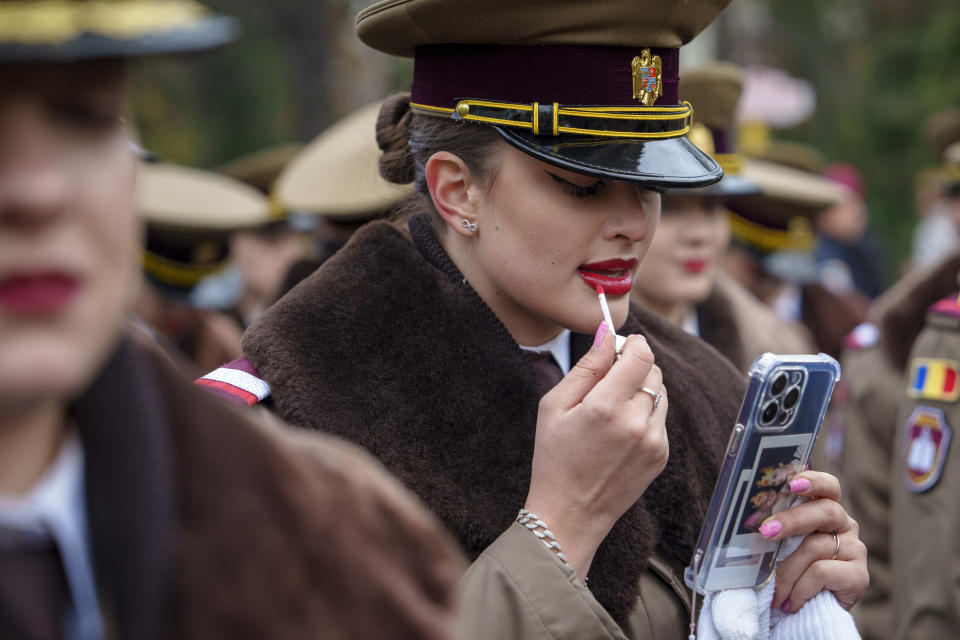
top-left (928, 293), bottom-right (960, 321)
top-left (844, 322), bottom-right (880, 351)
top-left (196, 358), bottom-right (272, 407)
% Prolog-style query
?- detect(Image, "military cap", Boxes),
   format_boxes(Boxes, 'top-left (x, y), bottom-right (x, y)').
top-left (676, 62), bottom-right (760, 196)
top-left (355, 0), bottom-right (733, 189)
top-left (275, 101), bottom-right (414, 221)
top-left (725, 158), bottom-right (847, 255)
top-left (137, 162), bottom-right (272, 294)
top-left (0, 0), bottom-right (237, 62)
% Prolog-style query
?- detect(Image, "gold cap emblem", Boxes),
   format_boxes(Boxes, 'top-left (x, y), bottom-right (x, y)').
top-left (631, 49), bottom-right (663, 107)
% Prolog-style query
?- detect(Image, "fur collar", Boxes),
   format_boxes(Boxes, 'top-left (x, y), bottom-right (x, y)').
top-left (243, 215), bottom-right (745, 622)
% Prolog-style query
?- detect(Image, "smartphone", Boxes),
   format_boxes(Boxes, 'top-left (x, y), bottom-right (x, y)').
top-left (684, 353), bottom-right (841, 595)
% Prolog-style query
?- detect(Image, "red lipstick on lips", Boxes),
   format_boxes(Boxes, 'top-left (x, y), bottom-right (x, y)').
top-left (682, 259), bottom-right (707, 274)
top-left (0, 272), bottom-right (79, 314)
top-left (578, 258), bottom-right (637, 296)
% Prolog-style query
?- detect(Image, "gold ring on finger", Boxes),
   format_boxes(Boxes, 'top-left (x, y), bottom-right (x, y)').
top-left (831, 529), bottom-right (840, 561)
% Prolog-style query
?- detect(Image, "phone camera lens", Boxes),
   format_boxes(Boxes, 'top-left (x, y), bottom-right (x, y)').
top-left (777, 411), bottom-right (791, 426)
top-left (761, 401), bottom-right (779, 425)
top-left (771, 373), bottom-right (788, 396)
top-left (783, 387), bottom-right (801, 410)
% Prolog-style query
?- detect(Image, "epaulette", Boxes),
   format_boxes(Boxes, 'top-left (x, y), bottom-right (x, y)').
top-left (928, 293), bottom-right (960, 321)
top-left (844, 322), bottom-right (880, 351)
top-left (196, 358), bottom-right (272, 407)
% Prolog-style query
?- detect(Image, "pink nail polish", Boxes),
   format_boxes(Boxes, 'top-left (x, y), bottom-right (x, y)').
top-left (781, 601), bottom-right (791, 614)
top-left (759, 520), bottom-right (782, 538)
top-left (789, 477), bottom-right (811, 493)
top-left (594, 322), bottom-right (608, 347)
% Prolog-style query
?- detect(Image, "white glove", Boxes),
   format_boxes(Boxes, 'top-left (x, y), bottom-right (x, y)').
top-left (694, 536), bottom-right (859, 640)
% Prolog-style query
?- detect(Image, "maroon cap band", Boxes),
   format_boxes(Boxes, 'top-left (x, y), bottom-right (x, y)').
top-left (710, 127), bottom-right (734, 155)
top-left (411, 43), bottom-right (680, 109)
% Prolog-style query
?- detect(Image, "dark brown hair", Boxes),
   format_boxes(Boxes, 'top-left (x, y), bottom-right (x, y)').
top-left (375, 93), bottom-right (502, 219)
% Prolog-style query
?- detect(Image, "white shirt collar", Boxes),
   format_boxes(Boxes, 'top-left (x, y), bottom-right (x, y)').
top-left (0, 434), bottom-right (104, 640)
top-left (518, 328), bottom-right (572, 375)
top-left (682, 308), bottom-right (700, 337)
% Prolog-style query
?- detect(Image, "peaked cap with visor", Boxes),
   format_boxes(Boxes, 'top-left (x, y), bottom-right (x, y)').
top-left (0, 0), bottom-right (237, 61)
top-left (356, 0), bottom-right (732, 189)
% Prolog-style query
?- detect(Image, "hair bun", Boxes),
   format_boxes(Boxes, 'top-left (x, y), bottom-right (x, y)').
top-left (376, 92), bottom-right (416, 184)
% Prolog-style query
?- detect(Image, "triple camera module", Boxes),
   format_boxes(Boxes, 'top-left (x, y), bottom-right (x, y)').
top-left (758, 369), bottom-right (805, 428)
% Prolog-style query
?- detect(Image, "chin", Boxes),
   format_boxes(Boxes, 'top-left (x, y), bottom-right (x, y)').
top-left (0, 325), bottom-right (119, 402)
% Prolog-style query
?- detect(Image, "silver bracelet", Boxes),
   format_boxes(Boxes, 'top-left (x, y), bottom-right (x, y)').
top-left (516, 509), bottom-right (568, 564)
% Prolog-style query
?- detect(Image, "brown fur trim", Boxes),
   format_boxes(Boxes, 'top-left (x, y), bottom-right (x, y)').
top-left (243, 215), bottom-right (745, 623)
top-left (75, 338), bottom-right (460, 639)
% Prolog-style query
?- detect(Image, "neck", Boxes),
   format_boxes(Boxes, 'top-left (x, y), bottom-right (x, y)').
top-left (0, 399), bottom-right (67, 496)
top-left (632, 292), bottom-right (692, 328)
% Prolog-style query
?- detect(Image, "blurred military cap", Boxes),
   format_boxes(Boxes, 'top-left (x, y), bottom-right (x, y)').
top-left (681, 63), bottom-right (742, 131)
top-left (0, 0), bottom-right (237, 62)
top-left (138, 162), bottom-right (272, 231)
top-left (354, 0), bottom-right (733, 189)
top-left (137, 162), bottom-right (272, 293)
top-left (677, 62), bottom-right (759, 197)
top-left (726, 158), bottom-right (848, 230)
top-left (925, 107), bottom-right (960, 159)
top-left (275, 101), bottom-right (413, 221)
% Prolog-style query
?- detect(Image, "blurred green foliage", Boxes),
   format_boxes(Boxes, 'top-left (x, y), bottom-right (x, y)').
top-left (765, 0), bottom-right (960, 280)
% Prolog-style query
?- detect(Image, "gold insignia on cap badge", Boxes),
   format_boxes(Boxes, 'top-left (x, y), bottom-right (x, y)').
top-left (631, 49), bottom-right (663, 107)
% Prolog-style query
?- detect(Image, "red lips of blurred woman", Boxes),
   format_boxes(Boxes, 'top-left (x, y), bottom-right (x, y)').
top-left (577, 258), bottom-right (638, 296)
top-left (681, 259), bottom-right (707, 274)
top-left (0, 272), bottom-right (80, 314)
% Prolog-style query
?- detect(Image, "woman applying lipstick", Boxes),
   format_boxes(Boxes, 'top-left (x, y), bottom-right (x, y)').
top-left (0, 2), bottom-right (462, 638)
top-left (220, 1), bottom-right (868, 638)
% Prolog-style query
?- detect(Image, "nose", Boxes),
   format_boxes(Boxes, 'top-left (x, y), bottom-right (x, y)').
top-left (0, 102), bottom-right (71, 229)
top-left (603, 183), bottom-right (658, 243)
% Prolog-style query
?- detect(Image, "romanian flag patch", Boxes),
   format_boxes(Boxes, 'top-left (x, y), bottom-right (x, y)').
top-left (908, 358), bottom-right (960, 403)
top-left (902, 405), bottom-right (952, 493)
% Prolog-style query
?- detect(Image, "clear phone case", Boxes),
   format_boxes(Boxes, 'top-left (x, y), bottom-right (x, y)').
top-left (684, 353), bottom-right (841, 595)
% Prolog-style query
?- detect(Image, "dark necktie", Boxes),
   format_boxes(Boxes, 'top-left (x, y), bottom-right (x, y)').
top-left (0, 537), bottom-right (68, 640)
top-left (523, 351), bottom-right (565, 397)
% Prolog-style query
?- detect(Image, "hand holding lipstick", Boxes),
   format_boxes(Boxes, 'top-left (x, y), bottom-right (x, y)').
top-left (523, 323), bottom-right (668, 580)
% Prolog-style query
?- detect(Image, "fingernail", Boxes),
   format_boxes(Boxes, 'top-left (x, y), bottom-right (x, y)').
top-left (789, 477), bottom-right (811, 493)
top-left (759, 520), bottom-right (782, 538)
top-left (781, 601), bottom-right (791, 614)
top-left (594, 322), bottom-right (608, 348)
top-left (638, 334), bottom-right (647, 342)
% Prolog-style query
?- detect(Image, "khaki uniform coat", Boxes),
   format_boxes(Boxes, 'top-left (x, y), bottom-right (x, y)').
top-left (73, 336), bottom-right (461, 639)
top-left (241, 215), bottom-right (747, 639)
top-left (891, 296), bottom-right (960, 639)
top-left (697, 271), bottom-right (815, 373)
top-left (825, 252), bottom-right (960, 640)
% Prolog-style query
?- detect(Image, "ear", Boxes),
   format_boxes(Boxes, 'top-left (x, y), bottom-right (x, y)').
top-left (425, 151), bottom-right (479, 237)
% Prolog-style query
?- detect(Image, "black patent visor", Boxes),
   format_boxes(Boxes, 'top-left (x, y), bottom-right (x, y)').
top-left (496, 127), bottom-right (723, 189)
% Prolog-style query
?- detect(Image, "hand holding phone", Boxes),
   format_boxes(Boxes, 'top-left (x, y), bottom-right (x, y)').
top-left (685, 353), bottom-right (841, 595)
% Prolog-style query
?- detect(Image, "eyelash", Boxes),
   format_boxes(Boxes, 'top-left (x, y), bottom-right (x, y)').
top-left (50, 101), bottom-right (121, 131)
top-left (547, 172), bottom-right (607, 198)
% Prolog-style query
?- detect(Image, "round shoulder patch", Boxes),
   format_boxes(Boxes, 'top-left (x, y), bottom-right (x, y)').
top-left (902, 405), bottom-right (953, 493)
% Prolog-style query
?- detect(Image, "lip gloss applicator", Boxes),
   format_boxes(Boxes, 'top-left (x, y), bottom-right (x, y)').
top-left (595, 284), bottom-right (628, 354)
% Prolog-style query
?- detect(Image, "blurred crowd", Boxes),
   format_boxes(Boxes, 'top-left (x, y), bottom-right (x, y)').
top-left (2, 0), bottom-right (960, 639)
